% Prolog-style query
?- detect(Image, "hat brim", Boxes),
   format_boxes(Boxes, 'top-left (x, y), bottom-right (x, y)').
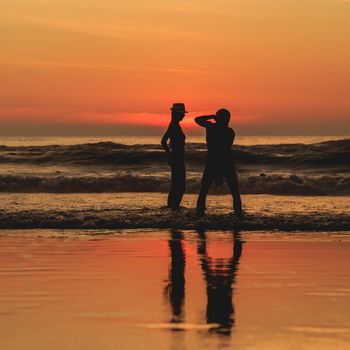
top-left (171, 108), bottom-right (188, 113)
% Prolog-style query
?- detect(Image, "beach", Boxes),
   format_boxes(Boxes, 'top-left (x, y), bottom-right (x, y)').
top-left (2, 0), bottom-right (350, 347)
top-left (0, 193), bottom-right (349, 231)
top-left (0, 136), bottom-right (349, 349)
top-left (1, 230), bottom-right (350, 350)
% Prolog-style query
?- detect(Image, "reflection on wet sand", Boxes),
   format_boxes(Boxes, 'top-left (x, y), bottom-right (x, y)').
top-left (165, 229), bottom-right (243, 336)
top-left (164, 230), bottom-right (186, 324)
top-left (1, 231), bottom-right (350, 350)
top-left (197, 229), bottom-right (243, 336)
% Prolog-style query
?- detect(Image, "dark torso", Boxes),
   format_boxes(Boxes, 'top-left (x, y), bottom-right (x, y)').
top-left (169, 122), bottom-right (186, 162)
top-left (206, 125), bottom-right (234, 164)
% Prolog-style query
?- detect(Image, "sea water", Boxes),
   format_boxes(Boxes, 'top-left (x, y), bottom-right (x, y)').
top-left (0, 136), bottom-right (348, 196)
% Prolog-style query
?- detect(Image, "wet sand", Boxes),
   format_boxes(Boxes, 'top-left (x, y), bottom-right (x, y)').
top-left (1, 230), bottom-right (350, 350)
top-left (0, 193), bottom-right (349, 230)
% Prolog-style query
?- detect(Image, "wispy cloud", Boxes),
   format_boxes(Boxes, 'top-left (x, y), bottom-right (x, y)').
top-left (0, 107), bottom-right (171, 127)
top-left (0, 58), bottom-right (217, 75)
top-left (322, 0), bottom-right (350, 3)
top-left (0, 106), bottom-right (80, 123)
top-left (0, 107), bottom-right (260, 129)
top-left (1, 13), bottom-right (205, 41)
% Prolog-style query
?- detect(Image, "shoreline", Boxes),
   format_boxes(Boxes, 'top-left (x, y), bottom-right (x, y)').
top-left (1, 228), bottom-right (350, 240)
top-left (0, 209), bottom-right (348, 232)
top-left (0, 193), bottom-right (348, 232)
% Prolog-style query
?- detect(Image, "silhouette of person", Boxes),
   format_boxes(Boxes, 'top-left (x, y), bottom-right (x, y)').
top-left (195, 109), bottom-right (242, 217)
top-left (197, 229), bottom-right (243, 336)
top-left (161, 103), bottom-right (187, 210)
top-left (164, 230), bottom-right (186, 324)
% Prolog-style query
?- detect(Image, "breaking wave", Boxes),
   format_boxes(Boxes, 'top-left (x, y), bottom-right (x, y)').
top-left (0, 173), bottom-right (348, 195)
top-left (0, 139), bottom-right (348, 168)
top-left (0, 139), bottom-right (348, 195)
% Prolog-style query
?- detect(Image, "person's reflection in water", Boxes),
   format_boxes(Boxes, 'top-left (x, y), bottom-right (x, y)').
top-left (197, 229), bottom-right (243, 336)
top-left (164, 230), bottom-right (186, 324)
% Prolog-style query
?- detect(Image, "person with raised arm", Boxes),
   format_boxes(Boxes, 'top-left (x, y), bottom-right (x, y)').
top-left (195, 109), bottom-right (242, 217)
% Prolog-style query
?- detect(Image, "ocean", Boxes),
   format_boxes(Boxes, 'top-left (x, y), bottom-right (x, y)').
top-left (0, 135), bottom-right (348, 195)
top-left (0, 135), bottom-right (345, 146)
top-left (0, 135), bottom-right (348, 230)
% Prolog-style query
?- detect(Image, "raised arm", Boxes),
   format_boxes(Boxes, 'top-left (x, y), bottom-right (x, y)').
top-left (194, 115), bottom-right (215, 128)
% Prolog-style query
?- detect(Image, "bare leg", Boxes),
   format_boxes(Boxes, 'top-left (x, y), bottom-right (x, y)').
top-left (196, 166), bottom-right (214, 217)
top-left (224, 164), bottom-right (242, 216)
top-left (168, 162), bottom-right (186, 210)
top-left (167, 165), bottom-right (175, 208)
top-left (172, 163), bottom-right (186, 209)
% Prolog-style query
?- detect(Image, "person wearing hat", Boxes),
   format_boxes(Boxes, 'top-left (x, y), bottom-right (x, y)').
top-left (195, 108), bottom-right (243, 218)
top-left (161, 103), bottom-right (187, 210)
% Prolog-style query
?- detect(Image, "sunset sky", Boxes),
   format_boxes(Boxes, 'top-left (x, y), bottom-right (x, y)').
top-left (0, 0), bottom-right (349, 135)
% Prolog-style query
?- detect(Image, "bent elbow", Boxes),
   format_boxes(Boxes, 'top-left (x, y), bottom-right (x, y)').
top-left (194, 117), bottom-right (201, 125)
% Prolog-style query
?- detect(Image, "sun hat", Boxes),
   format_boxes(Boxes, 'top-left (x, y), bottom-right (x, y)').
top-left (171, 103), bottom-right (188, 113)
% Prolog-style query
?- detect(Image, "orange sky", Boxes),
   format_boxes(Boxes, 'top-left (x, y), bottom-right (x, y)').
top-left (0, 0), bottom-right (349, 135)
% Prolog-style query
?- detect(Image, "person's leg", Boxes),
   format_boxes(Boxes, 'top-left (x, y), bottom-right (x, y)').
top-left (196, 165), bottom-right (213, 217)
top-left (175, 163), bottom-right (186, 207)
top-left (168, 162), bottom-right (186, 210)
top-left (224, 164), bottom-right (243, 216)
top-left (167, 164), bottom-right (176, 208)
